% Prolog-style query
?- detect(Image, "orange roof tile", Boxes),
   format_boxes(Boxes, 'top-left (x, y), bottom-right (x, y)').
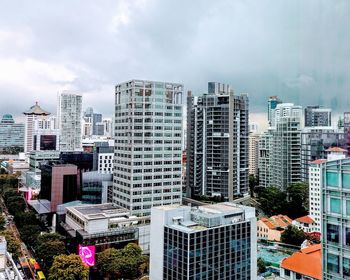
top-left (281, 244), bottom-right (321, 280)
top-left (310, 159), bottom-right (327, 165)
top-left (295, 215), bottom-right (314, 224)
top-left (326, 147), bottom-right (347, 152)
top-left (260, 215), bottom-right (292, 230)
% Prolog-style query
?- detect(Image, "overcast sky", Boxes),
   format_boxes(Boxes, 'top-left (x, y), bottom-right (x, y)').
top-left (1, 0), bottom-right (349, 125)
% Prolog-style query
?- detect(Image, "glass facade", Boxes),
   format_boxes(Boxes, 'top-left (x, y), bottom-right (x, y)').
top-left (163, 222), bottom-right (251, 280)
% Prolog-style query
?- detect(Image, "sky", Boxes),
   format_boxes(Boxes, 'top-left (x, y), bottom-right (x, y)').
top-left (1, 0), bottom-right (350, 127)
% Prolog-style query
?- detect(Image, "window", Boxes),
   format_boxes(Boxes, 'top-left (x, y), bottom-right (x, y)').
top-left (327, 253), bottom-right (339, 274)
top-left (344, 257), bottom-right (350, 277)
top-left (327, 172), bottom-right (338, 187)
top-left (346, 228), bottom-right (350, 246)
top-left (343, 173), bottom-right (350, 189)
top-left (327, 224), bottom-right (339, 243)
top-left (330, 198), bottom-right (341, 214)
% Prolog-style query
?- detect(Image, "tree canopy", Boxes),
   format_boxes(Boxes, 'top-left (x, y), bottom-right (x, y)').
top-left (0, 230), bottom-right (21, 258)
top-left (48, 254), bottom-right (89, 280)
top-left (281, 225), bottom-right (306, 246)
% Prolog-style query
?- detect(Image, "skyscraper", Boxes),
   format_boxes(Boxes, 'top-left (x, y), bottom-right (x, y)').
top-left (113, 80), bottom-right (183, 216)
top-left (186, 82), bottom-right (249, 200)
top-left (259, 103), bottom-right (302, 190)
top-left (23, 102), bottom-right (51, 153)
top-left (150, 203), bottom-right (257, 280)
top-left (321, 156), bottom-right (350, 279)
top-left (249, 132), bottom-right (260, 177)
top-left (304, 105), bottom-right (332, 127)
top-left (57, 91), bottom-right (83, 151)
top-left (267, 96), bottom-right (282, 127)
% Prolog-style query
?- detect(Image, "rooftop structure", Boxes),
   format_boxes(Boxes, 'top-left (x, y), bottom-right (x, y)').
top-left (280, 244), bottom-right (321, 280)
top-left (150, 202), bottom-right (257, 279)
top-left (257, 215), bottom-right (292, 242)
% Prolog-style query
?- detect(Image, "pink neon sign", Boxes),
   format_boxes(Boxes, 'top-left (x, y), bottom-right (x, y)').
top-left (78, 245), bottom-right (95, 267)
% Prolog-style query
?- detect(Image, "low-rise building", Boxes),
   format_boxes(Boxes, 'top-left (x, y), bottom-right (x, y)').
top-left (292, 215), bottom-right (317, 233)
top-left (257, 215), bottom-right (292, 242)
top-left (280, 244), bottom-right (321, 280)
top-left (0, 236), bottom-right (24, 280)
top-left (62, 203), bottom-right (150, 253)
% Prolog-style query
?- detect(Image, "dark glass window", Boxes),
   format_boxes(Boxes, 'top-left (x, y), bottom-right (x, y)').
top-left (327, 253), bottom-right (339, 274)
top-left (327, 224), bottom-right (340, 243)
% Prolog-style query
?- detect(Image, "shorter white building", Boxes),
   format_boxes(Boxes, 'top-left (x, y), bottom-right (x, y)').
top-left (64, 203), bottom-right (150, 253)
top-left (292, 215), bottom-right (317, 233)
top-left (150, 203), bottom-right (257, 280)
top-left (0, 236), bottom-right (24, 280)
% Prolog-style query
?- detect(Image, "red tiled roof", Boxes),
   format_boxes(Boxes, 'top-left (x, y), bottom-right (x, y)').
top-left (281, 244), bottom-right (321, 280)
top-left (295, 215), bottom-right (314, 224)
top-left (326, 147), bottom-right (347, 152)
top-left (260, 215), bottom-right (292, 230)
top-left (309, 159), bottom-right (327, 165)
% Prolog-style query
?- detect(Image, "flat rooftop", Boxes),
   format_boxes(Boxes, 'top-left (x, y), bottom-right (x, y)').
top-left (67, 203), bottom-right (129, 220)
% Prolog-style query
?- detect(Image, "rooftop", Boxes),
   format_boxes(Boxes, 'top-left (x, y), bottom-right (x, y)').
top-left (325, 147), bottom-right (347, 152)
top-left (260, 215), bottom-right (292, 230)
top-left (23, 102), bottom-right (50, 115)
top-left (295, 215), bottom-right (314, 224)
top-left (67, 203), bottom-right (129, 220)
top-left (310, 159), bottom-right (327, 165)
top-left (281, 244), bottom-right (321, 280)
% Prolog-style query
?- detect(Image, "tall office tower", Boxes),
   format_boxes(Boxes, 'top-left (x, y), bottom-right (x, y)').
top-left (345, 112), bottom-right (350, 157)
top-left (83, 107), bottom-right (104, 136)
top-left (102, 118), bottom-right (113, 138)
top-left (304, 105), bottom-right (332, 127)
top-left (249, 133), bottom-right (260, 177)
top-left (300, 127), bottom-right (344, 182)
top-left (258, 129), bottom-right (272, 188)
top-left (186, 82), bottom-right (249, 200)
top-left (23, 102), bottom-right (51, 153)
top-left (270, 103), bottom-right (302, 190)
top-left (267, 96), bottom-right (282, 127)
top-left (150, 203), bottom-right (257, 280)
top-left (57, 91), bottom-right (83, 151)
top-left (0, 114), bottom-right (25, 152)
top-left (321, 156), bottom-right (350, 279)
top-left (114, 80), bottom-right (183, 217)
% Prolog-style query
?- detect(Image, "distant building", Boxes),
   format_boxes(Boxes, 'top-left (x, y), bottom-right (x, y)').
top-left (301, 127), bottom-right (344, 182)
top-left (268, 96), bottom-right (282, 127)
top-left (81, 171), bottom-right (113, 204)
top-left (249, 133), bottom-right (260, 177)
top-left (321, 156), bottom-right (350, 279)
top-left (304, 106), bottom-right (331, 127)
top-left (23, 102), bottom-right (51, 153)
top-left (257, 215), bottom-right (292, 242)
top-left (280, 244), bottom-right (321, 280)
top-left (258, 129), bottom-right (272, 188)
top-left (344, 112), bottom-right (350, 157)
top-left (187, 82), bottom-right (249, 199)
top-left (0, 114), bottom-right (24, 152)
top-left (150, 203), bottom-right (257, 280)
top-left (57, 91), bottom-right (82, 151)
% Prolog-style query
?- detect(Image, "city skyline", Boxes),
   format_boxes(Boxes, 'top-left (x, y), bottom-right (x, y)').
top-left (1, 1), bottom-right (350, 119)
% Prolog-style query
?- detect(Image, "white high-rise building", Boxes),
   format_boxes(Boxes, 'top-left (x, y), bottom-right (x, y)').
top-left (57, 91), bottom-right (83, 151)
top-left (249, 133), bottom-right (260, 177)
top-left (114, 80), bottom-right (183, 216)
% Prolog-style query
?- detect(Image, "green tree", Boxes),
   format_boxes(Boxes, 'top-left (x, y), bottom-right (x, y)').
top-left (249, 175), bottom-right (259, 197)
top-left (14, 211), bottom-right (40, 228)
top-left (258, 187), bottom-right (287, 216)
top-left (36, 232), bottom-right (63, 244)
top-left (36, 239), bottom-right (66, 270)
top-left (281, 225), bottom-right (306, 246)
top-left (19, 224), bottom-right (41, 246)
top-left (48, 254), bottom-right (89, 280)
top-left (96, 243), bottom-right (149, 279)
top-left (285, 182), bottom-right (309, 219)
top-left (0, 230), bottom-right (21, 258)
top-left (0, 215), bottom-right (6, 230)
top-left (257, 257), bottom-right (266, 274)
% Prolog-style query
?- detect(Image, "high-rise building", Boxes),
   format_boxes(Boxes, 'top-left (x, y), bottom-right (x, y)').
top-left (0, 114), bottom-right (25, 152)
top-left (345, 112), bottom-right (350, 157)
top-left (23, 102), bottom-right (51, 153)
top-left (57, 91), bottom-right (83, 151)
top-left (249, 133), bottom-right (260, 177)
top-left (321, 156), bottom-right (350, 279)
top-left (301, 127), bottom-right (344, 182)
top-left (150, 203), bottom-right (257, 280)
top-left (114, 80), bottom-right (183, 216)
top-left (268, 96), bottom-right (282, 127)
top-left (304, 106), bottom-right (332, 127)
top-left (186, 82), bottom-right (249, 199)
top-left (258, 129), bottom-right (272, 188)
top-left (259, 103), bottom-right (302, 190)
